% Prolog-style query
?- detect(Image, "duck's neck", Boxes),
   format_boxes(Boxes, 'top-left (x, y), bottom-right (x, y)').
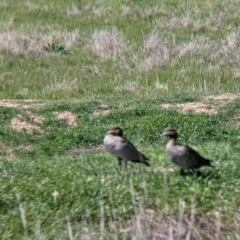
top-left (166, 138), bottom-right (177, 149)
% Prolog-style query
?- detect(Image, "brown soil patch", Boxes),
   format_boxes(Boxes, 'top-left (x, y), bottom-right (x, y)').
top-left (93, 104), bottom-right (111, 116)
top-left (0, 141), bottom-right (33, 160)
top-left (0, 100), bottom-right (44, 109)
top-left (180, 102), bottom-right (218, 114)
top-left (98, 104), bottom-right (109, 109)
top-left (160, 94), bottom-right (239, 114)
top-left (93, 109), bottom-right (111, 116)
top-left (9, 114), bottom-right (41, 134)
top-left (203, 93), bottom-right (238, 102)
top-left (160, 103), bottom-right (175, 109)
top-left (161, 102), bottom-right (218, 114)
top-left (55, 111), bottom-right (78, 127)
top-left (29, 114), bottom-right (45, 125)
top-left (68, 144), bottom-right (105, 155)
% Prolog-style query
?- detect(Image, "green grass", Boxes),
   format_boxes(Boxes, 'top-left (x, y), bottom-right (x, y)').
top-left (1, 0), bottom-right (240, 238)
top-left (1, 0), bottom-right (240, 99)
top-left (1, 97), bottom-right (240, 238)
top-left (1, 143), bottom-right (240, 238)
top-left (1, 97), bottom-right (239, 157)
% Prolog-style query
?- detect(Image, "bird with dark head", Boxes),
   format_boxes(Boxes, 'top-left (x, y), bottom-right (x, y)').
top-left (106, 126), bottom-right (123, 136)
top-left (103, 126), bottom-right (150, 169)
top-left (162, 128), bottom-right (213, 174)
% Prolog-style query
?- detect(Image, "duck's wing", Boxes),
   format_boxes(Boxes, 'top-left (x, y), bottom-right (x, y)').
top-left (184, 145), bottom-right (212, 166)
top-left (123, 137), bottom-right (149, 159)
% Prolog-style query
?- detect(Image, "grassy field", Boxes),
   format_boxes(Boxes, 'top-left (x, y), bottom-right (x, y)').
top-left (1, 0), bottom-right (240, 239)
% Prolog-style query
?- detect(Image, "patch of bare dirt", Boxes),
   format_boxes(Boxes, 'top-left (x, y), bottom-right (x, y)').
top-left (93, 110), bottom-right (111, 116)
top-left (0, 100), bottom-right (44, 109)
top-left (203, 93), bottom-right (238, 102)
top-left (9, 114), bottom-right (41, 134)
top-left (180, 102), bottom-right (218, 114)
top-left (0, 141), bottom-right (32, 160)
top-left (68, 144), bottom-right (105, 155)
top-left (161, 102), bottom-right (217, 114)
top-left (160, 94), bottom-right (239, 114)
top-left (93, 104), bottom-right (111, 116)
top-left (54, 111), bottom-right (78, 127)
top-left (29, 114), bottom-right (45, 125)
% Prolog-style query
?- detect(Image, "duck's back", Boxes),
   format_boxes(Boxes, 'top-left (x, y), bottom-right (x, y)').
top-left (104, 135), bottom-right (140, 160)
top-left (166, 144), bottom-right (207, 169)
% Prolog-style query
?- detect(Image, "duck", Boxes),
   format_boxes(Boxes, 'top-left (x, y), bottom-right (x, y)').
top-left (103, 126), bottom-right (150, 169)
top-left (162, 128), bottom-right (213, 174)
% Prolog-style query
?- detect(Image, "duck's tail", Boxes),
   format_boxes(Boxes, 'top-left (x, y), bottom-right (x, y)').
top-left (203, 158), bottom-right (214, 167)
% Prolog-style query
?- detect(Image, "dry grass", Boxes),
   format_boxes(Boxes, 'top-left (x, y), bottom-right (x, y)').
top-left (93, 104), bottom-right (110, 117)
top-left (133, 28), bottom-right (240, 73)
top-left (44, 78), bottom-right (78, 95)
top-left (66, 5), bottom-right (81, 16)
top-left (161, 102), bottom-right (218, 114)
top-left (83, 3), bottom-right (112, 17)
top-left (0, 141), bottom-right (32, 160)
top-left (208, 31), bottom-right (240, 67)
top-left (133, 5), bottom-right (166, 20)
top-left (156, 11), bottom-right (226, 32)
top-left (23, 1), bottom-right (49, 11)
top-left (68, 144), bottom-right (106, 155)
top-left (9, 114), bottom-right (41, 134)
top-left (123, 209), bottom-right (232, 240)
top-left (29, 113), bottom-right (45, 125)
top-left (115, 81), bottom-right (142, 93)
top-left (136, 32), bottom-right (204, 72)
top-left (89, 28), bottom-right (127, 60)
top-left (1, 1), bottom-right (240, 100)
top-left (233, 69), bottom-right (240, 79)
top-left (154, 78), bottom-right (168, 91)
top-left (203, 93), bottom-right (238, 102)
top-left (143, 32), bottom-right (163, 52)
top-left (0, 100), bottom-right (44, 109)
top-left (54, 111), bottom-right (78, 127)
top-left (138, 51), bottom-right (169, 72)
top-left (93, 109), bottom-right (110, 117)
top-left (73, 205), bottom-right (239, 240)
top-left (160, 94), bottom-right (239, 114)
top-left (137, 33), bottom-right (172, 72)
top-left (0, 30), bottom-right (81, 55)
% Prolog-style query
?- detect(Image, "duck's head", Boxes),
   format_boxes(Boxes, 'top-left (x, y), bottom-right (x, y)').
top-left (107, 126), bottom-right (123, 136)
top-left (162, 128), bottom-right (178, 139)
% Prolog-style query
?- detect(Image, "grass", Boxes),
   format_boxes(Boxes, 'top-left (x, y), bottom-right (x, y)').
top-left (1, 143), bottom-right (240, 238)
top-left (1, 0), bottom-right (240, 238)
top-left (1, 0), bottom-right (240, 99)
top-left (1, 97), bottom-right (240, 238)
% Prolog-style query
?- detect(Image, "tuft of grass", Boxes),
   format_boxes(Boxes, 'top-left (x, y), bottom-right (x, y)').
top-left (0, 30), bottom-right (80, 56)
top-left (89, 28), bottom-right (127, 60)
top-left (44, 42), bottom-right (68, 54)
